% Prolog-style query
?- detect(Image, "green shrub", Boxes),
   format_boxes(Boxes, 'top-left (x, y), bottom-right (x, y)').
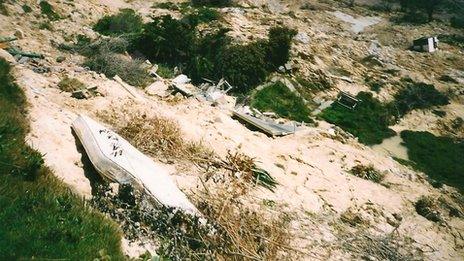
top-left (22, 4), bottom-right (32, 13)
top-left (0, 58), bottom-right (124, 259)
top-left (266, 27), bottom-right (297, 69)
top-left (439, 34), bottom-right (464, 49)
top-left (184, 7), bottom-right (221, 26)
top-left (84, 52), bottom-right (151, 87)
top-left (320, 92), bottom-right (396, 145)
top-left (391, 82), bottom-right (449, 118)
top-left (131, 15), bottom-right (195, 66)
top-left (62, 36), bottom-right (129, 57)
top-left (39, 1), bottom-right (60, 21)
top-left (191, 0), bottom-right (232, 7)
top-left (156, 64), bottom-right (176, 79)
top-left (93, 9), bottom-right (143, 36)
top-left (401, 131), bottom-right (464, 192)
top-left (154, 2), bottom-right (180, 10)
top-left (251, 81), bottom-right (313, 123)
top-left (58, 76), bottom-right (86, 92)
top-left (38, 21), bottom-right (53, 30)
top-left (216, 41), bottom-right (269, 93)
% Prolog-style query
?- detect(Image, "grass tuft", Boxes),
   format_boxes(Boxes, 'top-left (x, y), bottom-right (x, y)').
top-left (58, 76), bottom-right (86, 92)
top-left (39, 1), bottom-right (60, 21)
top-left (349, 164), bottom-right (385, 183)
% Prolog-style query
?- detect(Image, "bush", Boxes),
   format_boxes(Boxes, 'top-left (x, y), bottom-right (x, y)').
top-left (0, 0), bottom-right (8, 16)
top-left (401, 131), bottom-right (464, 192)
top-left (58, 77), bottom-right (86, 92)
top-left (191, 0), bottom-right (232, 7)
top-left (39, 1), bottom-right (60, 21)
top-left (320, 92), bottom-right (396, 145)
top-left (84, 52), bottom-right (151, 87)
top-left (216, 42), bottom-right (269, 93)
top-left (415, 196), bottom-right (442, 222)
top-left (22, 4), bottom-right (32, 13)
top-left (391, 82), bottom-right (449, 118)
top-left (0, 58), bottom-right (124, 259)
top-left (266, 27), bottom-right (297, 69)
top-left (184, 7), bottom-right (221, 26)
top-left (131, 15), bottom-right (195, 66)
top-left (450, 16), bottom-right (464, 28)
top-left (251, 81), bottom-right (313, 123)
top-left (93, 9), bottom-right (143, 36)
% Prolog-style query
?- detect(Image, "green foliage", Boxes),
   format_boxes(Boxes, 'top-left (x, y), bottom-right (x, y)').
top-left (84, 52), bottom-right (151, 87)
top-left (0, 0), bottom-right (8, 16)
top-left (184, 7), bottom-right (221, 26)
top-left (58, 76), bottom-right (86, 92)
top-left (319, 92), bottom-right (396, 145)
top-left (191, 0), bottom-right (232, 7)
top-left (22, 4), bottom-right (32, 13)
top-left (94, 9), bottom-right (143, 36)
top-left (217, 41), bottom-right (269, 93)
top-left (401, 131), bottom-right (464, 192)
top-left (399, 0), bottom-right (442, 22)
top-left (156, 64), bottom-right (176, 79)
top-left (391, 82), bottom-right (449, 118)
top-left (450, 16), bottom-right (464, 28)
top-left (266, 26), bottom-right (297, 69)
top-left (415, 196), bottom-right (443, 222)
top-left (132, 15), bottom-right (195, 66)
top-left (154, 2), bottom-right (181, 10)
top-left (0, 58), bottom-right (124, 259)
top-left (38, 21), bottom-right (53, 30)
top-left (251, 81), bottom-right (313, 123)
top-left (439, 34), bottom-right (464, 49)
top-left (39, 1), bottom-right (60, 21)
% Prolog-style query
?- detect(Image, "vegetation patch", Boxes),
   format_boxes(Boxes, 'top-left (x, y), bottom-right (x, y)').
top-left (0, 58), bottom-right (124, 259)
top-left (349, 164), bottom-right (385, 183)
top-left (251, 81), bottom-right (313, 123)
top-left (415, 196), bottom-right (443, 222)
top-left (391, 81), bottom-right (449, 118)
top-left (93, 9), bottom-right (143, 36)
top-left (22, 4), bottom-right (32, 13)
top-left (0, 0), bottom-right (8, 15)
top-left (401, 131), bottom-right (464, 192)
top-left (191, 0), bottom-right (232, 7)
top-left (320, 92), bottom-right (395, 145)
top-left (39, 1), bottom-right (60, 21)
top-left (84, 52), bottom-right (151, 87)
top-left (58, 76), bottom-right (86, 92)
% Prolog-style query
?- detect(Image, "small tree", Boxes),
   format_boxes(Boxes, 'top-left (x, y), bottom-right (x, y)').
top-left (399, 0), bottom-right (442, 22)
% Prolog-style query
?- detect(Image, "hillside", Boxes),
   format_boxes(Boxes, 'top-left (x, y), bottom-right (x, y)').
top-left (0, 0), bottom-right (463, 260)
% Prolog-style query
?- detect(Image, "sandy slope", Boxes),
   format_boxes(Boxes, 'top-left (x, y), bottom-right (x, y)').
top-left (1, 0), bottom-right (463, 259)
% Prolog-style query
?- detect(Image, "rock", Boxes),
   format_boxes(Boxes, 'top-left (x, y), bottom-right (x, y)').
top-left (145, 80), bottom-right (169, 97)
top-left (172, 74), bottom-right (190, 84)
top-left (0, 49), bottom-right (16, 63)
top-left (14, 29), bottom-right (24, 39)
top-left (18, 56), bottom-right (30, 64)
top-left (109, 183), bottom-right (120, 196)
top-left (294, 32), bottom-right (310, 44)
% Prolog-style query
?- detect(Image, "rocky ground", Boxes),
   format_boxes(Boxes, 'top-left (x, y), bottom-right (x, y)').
top-left (1, 0), bottom-right (463, 260)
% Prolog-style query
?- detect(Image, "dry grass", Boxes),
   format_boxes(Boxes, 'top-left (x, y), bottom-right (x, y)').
top-left (97, 106), bottom-right (214, 164)
top-left (349, 164), bottom-right (385, 183)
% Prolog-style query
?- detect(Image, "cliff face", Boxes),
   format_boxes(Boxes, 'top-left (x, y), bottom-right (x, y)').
top-left (1, 0), bottom-right (463, 259)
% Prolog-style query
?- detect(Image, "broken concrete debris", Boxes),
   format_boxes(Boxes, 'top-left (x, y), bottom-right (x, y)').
top-left (71, 86), bottom-right (100, 99)
top-left (72, 115), bottom-right (199, 215)
top-left (233, 107), bottom-right (297, 137)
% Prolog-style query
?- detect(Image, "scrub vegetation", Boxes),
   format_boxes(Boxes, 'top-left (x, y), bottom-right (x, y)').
top-left (320, 92), bottom-right (395, 145)
top-left (320, 81), bottom-right (449, 145)
top-left (0, 58), bottom-right (124, 259)
top-left (251, 81), bottom-right (313, 123)
top-left (90, 8), bottom-right (296, 93)
top-left (401, 131), bottom-right (464, 192)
